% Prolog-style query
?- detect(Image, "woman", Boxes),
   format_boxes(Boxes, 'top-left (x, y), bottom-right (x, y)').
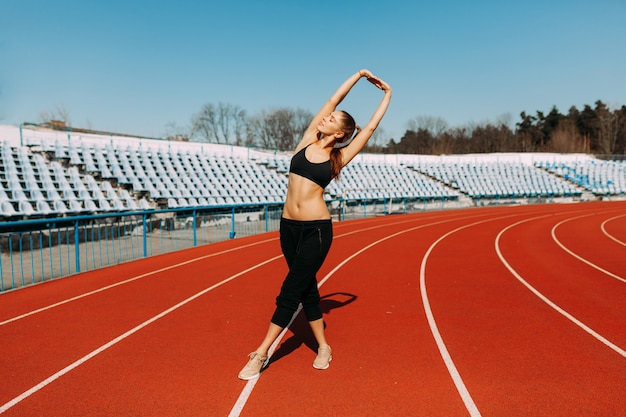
top-left (238, 69), bottom-right (392, 380)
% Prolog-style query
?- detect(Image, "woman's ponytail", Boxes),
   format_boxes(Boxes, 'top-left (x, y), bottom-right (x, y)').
top-left (330, 121), bottom-right (360, 179)
top-left (330, 148), bottom-right (343, 179)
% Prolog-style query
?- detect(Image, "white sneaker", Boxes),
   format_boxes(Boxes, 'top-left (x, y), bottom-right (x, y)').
top-left (313, 345), bottom-right (332, 370)
top-left (238, 352), bottom-right (268, 380)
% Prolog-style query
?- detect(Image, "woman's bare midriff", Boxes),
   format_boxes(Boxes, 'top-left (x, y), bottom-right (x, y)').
top-left (281, 174), bottom-right (331, 221)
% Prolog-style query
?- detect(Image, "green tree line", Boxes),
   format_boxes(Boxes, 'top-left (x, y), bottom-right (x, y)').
top-left (175, 100), bottom-right (626, 156)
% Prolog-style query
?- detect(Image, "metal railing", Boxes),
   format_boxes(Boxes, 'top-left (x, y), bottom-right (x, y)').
top-left (1, 195), bottom-right (463, 292)
top-left (0, 203), bottom-right (283, 291)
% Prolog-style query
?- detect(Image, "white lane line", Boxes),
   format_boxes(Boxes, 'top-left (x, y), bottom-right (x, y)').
top-left (0, 237), bottom-right (278, 327)
top-left (1, 215), bottom-right (434, 327)
top-left (0, 255), bottom-right (283, 415)
top-left (419, 218), bottom-right (509, 417)
top-left (552, 215), bottom-right (626, 284)
top-left (601, 214), bottom-right (626, 247)
top-left (495, 216), bottom-right (626, 359)
top-left (229, 212), bottom-right (497, 417)
top-left (0, 214), bottom-right (462, 415)
top-left (227, 304), bottom-right (303, 417)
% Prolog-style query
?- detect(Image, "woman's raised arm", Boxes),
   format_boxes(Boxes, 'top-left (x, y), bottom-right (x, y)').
top-left (339, 74), bottom-right (392, 166)
top-left (295, 70), bottom-right (366, 152)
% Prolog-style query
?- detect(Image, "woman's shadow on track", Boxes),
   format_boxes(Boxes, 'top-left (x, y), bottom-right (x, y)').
top-left (267, 292), bottom-right (357, 366)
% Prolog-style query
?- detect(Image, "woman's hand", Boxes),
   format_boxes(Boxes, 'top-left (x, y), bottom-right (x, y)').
top-left (360, 70), bottom-right (391, 93)
top-left (358, 69), bottom-right (374, 79)
top-left (374, 77), bottom-right (392, 93)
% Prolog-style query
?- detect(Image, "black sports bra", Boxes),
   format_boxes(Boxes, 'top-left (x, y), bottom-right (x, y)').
top-left (289, 144), bottom-right (332, 189)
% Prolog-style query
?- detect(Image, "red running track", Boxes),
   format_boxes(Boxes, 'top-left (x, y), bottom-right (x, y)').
top-left (1, 201), bottom-right (625, 416)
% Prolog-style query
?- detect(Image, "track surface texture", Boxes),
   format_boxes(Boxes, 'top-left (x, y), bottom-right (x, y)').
top-left (1, 202), bottom-right (625, 416)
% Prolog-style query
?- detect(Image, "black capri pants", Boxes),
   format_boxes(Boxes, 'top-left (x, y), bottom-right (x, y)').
top-left (271, 217), bottom-right (333, 328)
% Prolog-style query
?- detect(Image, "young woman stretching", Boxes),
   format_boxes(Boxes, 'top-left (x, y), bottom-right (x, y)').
top-left (238, 69), bottom-right (392, 380)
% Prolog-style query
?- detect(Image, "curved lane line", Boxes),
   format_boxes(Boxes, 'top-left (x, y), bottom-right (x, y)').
top-left (418, 217), bottom-right (518, 417)
top-left (601, 214), bottom-right (626, 247)
top-left (0, 255), bottom-right (284, 415)
top-left (0, 213), bottom-right (476, 415)
top-left (495, 216), bottom-right (626, 359)
top-left (551, 214), bottom-right (626, 284)
top-left (1, 216), bottom-right (432, 327)
top-left (0, 237), bottom-right (278, 327)
top-left (229, 213), bottom-right (497, 417)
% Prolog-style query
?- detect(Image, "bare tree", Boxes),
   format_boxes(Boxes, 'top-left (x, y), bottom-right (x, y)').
top-left (39, 105), bottom-right (71, 127)
top-left (164, 121), bottom-right (192, 141)
top-left (232, 106), bottom-right (248, 146)
top-left (408, 115), bottom-right (449, 137)
top-left (495, 112), bottom-right (514, 130)
top-left (548, 119), bottom-right (589, 153)
top-left (248, 107), bottom-right (313, 151)
top-left (595, 101), bottom-right (620, 154)
top-left (292, 107), bottom-right (312, 145)
top-left (268, 108), bottom-right (295, 151)
top-left (191, 103), bottom-right (218, 142)
top-left (191, 102), bottom-right (247, 144)
top-left (432, 129), bottom-right (461, 154)
top-left (247, 112), bottom-right (273, 149)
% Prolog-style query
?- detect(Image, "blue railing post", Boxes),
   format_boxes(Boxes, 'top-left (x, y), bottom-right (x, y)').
top-left (74, 219), bottom-right (81, 273)
top-left (124, 222), bottom-right (130, 260)
top-left (192, 209), bottom-right (197, 246)
top-left (48, 226), bottom-right (54, 279)
top-left (9, 234), bottom-right (15, 288)
top-left (230, 207), bottom-right (236, 239)
top-left (19, 232), bottom-right (25, 287)
top-left (142, 214), bottom-right (148, 257)
top-left (265, 204), bottom-right (269, 232)
top-left (0, 244), bottom-right (3, 292)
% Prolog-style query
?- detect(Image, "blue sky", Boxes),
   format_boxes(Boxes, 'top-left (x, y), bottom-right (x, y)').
top-left (1, 0), bottom-right (625, 141)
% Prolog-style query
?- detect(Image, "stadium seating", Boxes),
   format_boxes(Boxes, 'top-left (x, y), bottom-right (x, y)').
top-left (1, 124), bottom-right (624, 219)
top-left (412, 159), bottom-right (581, 198)
top-left (326, 162), bottom-right (459, 200)
top-left (536, 158), bottom-right (626, 196)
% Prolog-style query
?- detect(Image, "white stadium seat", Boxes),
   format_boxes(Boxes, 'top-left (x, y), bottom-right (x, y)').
top-left (2, 127), bottom-right (624, 220)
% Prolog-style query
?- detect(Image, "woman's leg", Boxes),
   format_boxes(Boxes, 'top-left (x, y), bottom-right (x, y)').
top-left (302, 220), bottom-right (333, 369)
top-left (308, 318), bottom-right (327, 347)
top-left (240, 219), bottom-right (333, 378)
top-left (272, 220), bottom-right (331, 327)
top-left (301, 219), bottom-right (333, 349)
top-left (238, 322), bottom-right (284, 380)
top-left (310, 317), bottom-right (332, 369)
top-left (239, 219), bottom-right (295, 380)
top-left (254, 322), bottom-right (283, 356)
